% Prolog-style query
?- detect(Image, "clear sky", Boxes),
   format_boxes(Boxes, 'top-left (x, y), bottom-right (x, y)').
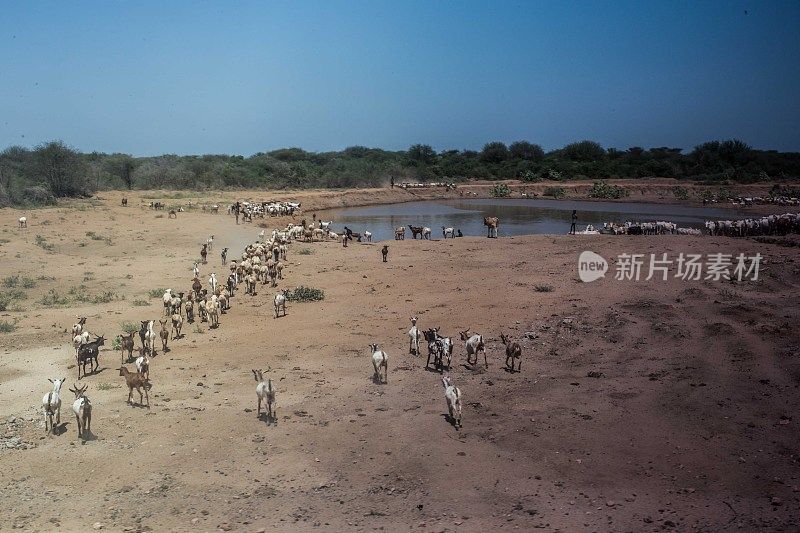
top-left (1, 1), bottom-right (799, 156)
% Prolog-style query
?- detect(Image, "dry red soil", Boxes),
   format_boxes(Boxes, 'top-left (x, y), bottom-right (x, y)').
top-left (0, 187), bottom-right (798, 532)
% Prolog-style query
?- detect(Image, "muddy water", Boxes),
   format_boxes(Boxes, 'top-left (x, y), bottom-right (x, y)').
top-left (318, 198), bottom-right (748, 241)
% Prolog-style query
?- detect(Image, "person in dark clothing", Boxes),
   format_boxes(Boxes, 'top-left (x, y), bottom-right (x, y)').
top-left (457, 229), bottom-right (463, 237)
top-left (390, 176), bottom-right (395, 189)
top-left (569, 210), bottom-right (577, 235)
top-left (381, 245), bottom-right (389, 262)
top-left (343, 226), bottom-right (353, 241)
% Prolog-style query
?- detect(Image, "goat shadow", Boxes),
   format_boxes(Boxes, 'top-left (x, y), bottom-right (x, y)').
top-left (371, 374), bottom-right (388, 385)
top-left (424, 364), bottom-right (447, 375)
top-left (78, 366), bottom-right (107, 379)
top-left (257, 412), bottom-right (278, 426)
top-left (503, 366), bottom-right (520, 374)
top-left (48, 422), bottom-right (68, 436)
top-left (172, 333), bottom-right (185, 341)
top-left (440, 413), bottom-right (462, 431)
top-left (77, 429), bottom-right (97, 442)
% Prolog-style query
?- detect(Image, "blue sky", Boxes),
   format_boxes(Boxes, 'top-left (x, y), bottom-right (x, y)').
top-left (1, 1), bottom-right (799, 155)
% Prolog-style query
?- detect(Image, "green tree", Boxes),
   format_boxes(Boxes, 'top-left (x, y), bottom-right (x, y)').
top-left (509, 141), bottom-right (544, 161)
top-left (480, 142), bottom-right (509, 163)
top-left (561, 140), bottom-right (605, 162)
top-left (32, 141), bottom-right (89, 197)
top-left (407, 144), bottom-right (437, 165)
top-left (104, 154), bottom-right (137, 189)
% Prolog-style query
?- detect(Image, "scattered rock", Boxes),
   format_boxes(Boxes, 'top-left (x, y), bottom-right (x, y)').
top-left (92, 522), bottom-right (104, 530)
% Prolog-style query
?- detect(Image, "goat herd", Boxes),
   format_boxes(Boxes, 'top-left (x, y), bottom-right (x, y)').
top-left (39, 204), bottom-right (800, 443)
top-left (45, 230), bottom-right (295, 439)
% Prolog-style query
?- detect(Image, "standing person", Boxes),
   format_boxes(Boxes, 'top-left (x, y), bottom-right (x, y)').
top-left (381, 245), bottom-right (389, 262)
top-left (390, 176), bottom-right (395, 189)
top-left (343, 226), bottom-right (353, 241)
top-left (569, 210), bottom-right (578, 235)
top-left (200, 244), bottom-right (208, 264)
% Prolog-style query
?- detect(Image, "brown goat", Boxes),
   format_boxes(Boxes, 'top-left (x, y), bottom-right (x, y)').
top-left (118, 366), bottom-right (150, 407)
top-left (500, 333), bottom-right (522, 372)
top-left (159, 318), bottom-right (169, 352)
top-left (120, 331), bottom-right (135, 364)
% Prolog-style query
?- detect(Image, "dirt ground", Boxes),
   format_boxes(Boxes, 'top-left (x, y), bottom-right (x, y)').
top-left (1, 187), bottom-right (799, 532)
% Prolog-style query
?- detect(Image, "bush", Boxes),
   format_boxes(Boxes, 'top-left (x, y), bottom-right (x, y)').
top-left (35, 235), bottom-right (54, 251)
top-left (39, 289), bottom-right (70, 307)
top-left (0, 320), bottom-right (16, 333)
top-left (132, 299), bottom-right (150, 306)
top-left (0, 294), bottom-right (10, 312)
top-left (147, 288), bottom-right (164, 298)
top-left (21, 277), bottom-right (36, 289)
top-left (534, 284), bottom-right (554, 292)
top-left (587, 181), bottom-right (629, 199)
top-left (2, 275), bottom-right (19, 288)
top-left (120, 321), bottom-right (139, 334)
top-left (286, 286), bottom-right (325, 302)
top-left (490, 183), bottom-right (510, 198)
top-left (543, 186), bottom-right (566, 199)
top-left (672, 186), bottom-right (690, 200)
top-left (297, 248), bottom-right (314, 255)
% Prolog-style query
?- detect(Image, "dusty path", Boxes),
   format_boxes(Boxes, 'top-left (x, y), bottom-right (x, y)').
top-left (0, 194), bottom-right (799, 531)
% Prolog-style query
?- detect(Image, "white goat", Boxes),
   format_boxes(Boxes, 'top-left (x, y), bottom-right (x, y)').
top-left (274, 289), bottom-right (288, 318)
top-left (193, 262), bottom-right (200, 278)
top-left (19, 216), bottom-right (27, 228)
top-left (442, 226), bottom-right (455, 239)
top-left (460, 329), bottom-right (487, 368)
top-left (206, 235), bottom-right (214, 252)
top-left (42, 378), bottom-right (65, 433)
top-left (143, 320), bottom-right (156, 356)
top-left (135, 353), bottom-right (150, 380)
top-left (71, 316), bottom-right (87, 338)
top-left (252, 368), bottom-right (277, 423)
top-left (442, 375), bottom-right (462, 428)
top-left (162, 289), bottom-right (173, 316)
top-left (408, 316), bottom-right (421, 356)
top-left (209, 273), bottom-right (218, 294)
top-left (364, 231), bottom-right (372, 242)
top-left (73, 331), bottom-right (90, 356)
top-left (370, 343), bottom-right (389, 384)
top-left (68, 384), bottom-right (91, 439)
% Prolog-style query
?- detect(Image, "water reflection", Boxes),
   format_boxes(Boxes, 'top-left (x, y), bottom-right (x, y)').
top-left (318, 198), bottom-right (748, 241)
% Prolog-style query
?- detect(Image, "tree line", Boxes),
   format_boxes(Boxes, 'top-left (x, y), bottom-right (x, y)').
top-left (1, 138), bottom-right (798, 206)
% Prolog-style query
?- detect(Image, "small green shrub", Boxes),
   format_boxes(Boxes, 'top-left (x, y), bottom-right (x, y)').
top-left (534, 284), bottom-right (554, 292)
top-left (147, 288), bottom-right (164, 298)
top-left (35, 235), bottom-right (54, 251)
top-left (132, 299), bottom-right (150, 306)
top-left (672, 186), bottom-right (690, 201)
top-left (2, 275), bottom-right (20, 288)
top-left (490, 183), bottom-right (510, 198)
top-left (111, 335), bottom-right (122, 350)
top-left (0, 320), bottom-right (16, 333)
top-left (298, 248), bottom-right (314, 255)
top-left (39, 289), bottom-right (71, 307)
top-left (120, 321), bottom-right (139, 334)
top-left (286, 286), bottom-right (325, 302)
top-left (543, 186), bottom-right (566, 199)
top-left (96, 383), bottom-right (115, 391)
top-left (21, 277), bottom-right (36, 289)
top-left (587, 181), bottom-right (629, 199)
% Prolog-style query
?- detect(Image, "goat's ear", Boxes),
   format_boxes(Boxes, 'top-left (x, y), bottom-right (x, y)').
top-left (48, 378), bottom-right (53, 383)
